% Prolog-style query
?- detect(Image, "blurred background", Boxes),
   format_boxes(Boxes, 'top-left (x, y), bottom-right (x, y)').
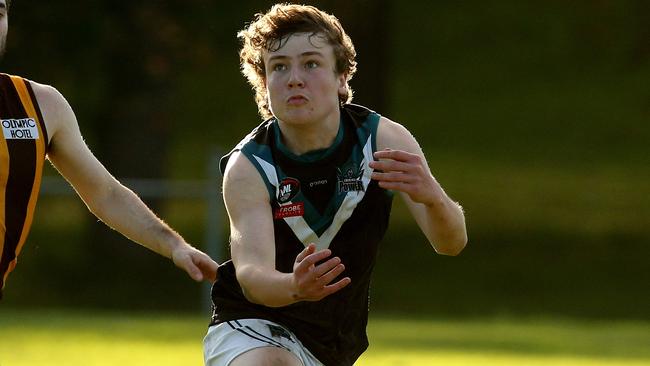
top-left (2, 0), bottom-right (649, 322)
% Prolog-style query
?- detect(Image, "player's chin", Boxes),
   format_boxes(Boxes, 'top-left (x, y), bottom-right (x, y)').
top-left (275, 108), bottom-right (318, 124)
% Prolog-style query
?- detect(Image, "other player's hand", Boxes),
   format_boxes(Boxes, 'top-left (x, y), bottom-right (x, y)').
top-left (172, 244), bottom-right (219, 283)
top-left (291, 243), bottom-right (351, 302)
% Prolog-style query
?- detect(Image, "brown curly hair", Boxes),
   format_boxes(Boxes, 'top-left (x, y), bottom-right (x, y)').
top-left (237, 3), bottom-right (357, 120)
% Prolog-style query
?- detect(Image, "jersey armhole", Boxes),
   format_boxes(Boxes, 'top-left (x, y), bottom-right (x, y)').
top-left (23, 80), bottom-right (51, 152)
top-left (367, 113), bottom-right (381, 154)
top-left (239, 150), bottom-right (276, 203)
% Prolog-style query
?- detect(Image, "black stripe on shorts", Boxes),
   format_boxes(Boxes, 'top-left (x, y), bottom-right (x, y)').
top-left (227, 321), bottom-right (290, 351)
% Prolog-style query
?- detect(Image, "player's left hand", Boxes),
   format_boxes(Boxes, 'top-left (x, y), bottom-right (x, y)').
top-left (369, 148), bottom-right (438, 205)
top-left (172, 244), bottom-right (219, 283)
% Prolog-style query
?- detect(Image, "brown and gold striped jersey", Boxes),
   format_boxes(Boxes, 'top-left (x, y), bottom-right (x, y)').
top-left (0, 73), bottom-right (49, 299)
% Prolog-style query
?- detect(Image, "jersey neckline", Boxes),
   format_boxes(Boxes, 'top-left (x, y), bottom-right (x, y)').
top-left (272, 116), bottom-right (345, 163)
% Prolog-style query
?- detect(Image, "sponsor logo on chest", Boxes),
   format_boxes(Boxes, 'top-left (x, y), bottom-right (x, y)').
top-left (273, 202), bottom-right (304, 219)
top-left (2, 118), bottom-right (39, 140)
top-left (274, 177), bottom-right (304, 219)
top-left (309, 179), bottom-right (328, 188)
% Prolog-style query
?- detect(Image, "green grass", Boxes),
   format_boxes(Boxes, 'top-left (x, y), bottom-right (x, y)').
top-left (1, 310), bottom-right (650, 365)
top-left (359, 317), bottom-right (650, 365)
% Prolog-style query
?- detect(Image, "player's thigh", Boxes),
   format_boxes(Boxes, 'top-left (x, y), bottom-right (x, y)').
top-left (230, 346), bottom-right (303, 366)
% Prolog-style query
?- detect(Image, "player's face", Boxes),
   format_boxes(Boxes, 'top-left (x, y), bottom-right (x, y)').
top-left (0, 1), bottom-right (7, 58)
top-left (263, 32), bottom-right (346, 126)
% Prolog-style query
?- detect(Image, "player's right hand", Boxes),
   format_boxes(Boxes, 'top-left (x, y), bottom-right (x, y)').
top-left (172, 244), bottom-right (219, 283)
top-left (291, 243), bottom-right (351, 302)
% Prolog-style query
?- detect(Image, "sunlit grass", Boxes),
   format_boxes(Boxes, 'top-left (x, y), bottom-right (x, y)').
top-left (358, 352), bottom-right (650, 366)
top-left (357, 317), bottom-right (650, 366)
top-left (1, 310), bottom-right (649, 366)
top-left (0, 310), bottom-right (205, 366)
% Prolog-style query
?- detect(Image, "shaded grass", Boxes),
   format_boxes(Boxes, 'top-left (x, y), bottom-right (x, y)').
top-left (1, 310), bottom-right (650, 365)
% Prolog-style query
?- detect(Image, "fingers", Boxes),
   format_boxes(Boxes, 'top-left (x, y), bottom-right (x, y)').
top-left (370, 149), bottom-right (434, 200)
top-left (316, 260), bottom-right (346, 285)
top-left (294, 247), bottom-right (333, 275)
top-left (370, 150), bottom-right (424, 182)
top-left (292, 245), bottom-right (351, 301)
top-left (194, 254), bottom-right (219, 283)
top-left (373, 149), bottom-right (418, 162)
top-left (295, 243), bottom-right (316, 263)
top-left (321, 277), bottom-right (352, 298)
top-left (313, 257), bottom-right (341, 277)
top-left (374, 180), bottom-right (409, 192)
top-left (178, 256), bottom-right (204, 282)
top-left (370, 149), bottom-right (424, 173)
top-left (369, 159), bottom-right (414, 174)
top-left (371, 171), bottom-right (416, 184)
top-left (176, 250), bottom-right (219, 283)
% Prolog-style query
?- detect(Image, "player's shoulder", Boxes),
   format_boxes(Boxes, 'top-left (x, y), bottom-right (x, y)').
top-left (25, 80), bottom-right (75, 138)
top-left (223, 151), bottom-right (261, 186)
top-left (27, 80), bottom-right (66, 105)
top-left (376, 115), bottom-right (418, 151)
top-left (377, 115), bottom-right (410, 138)
top-left (17, 79), bottom-right (69, 122)
top-left (222, 151), bottom-right (270, 205)
top-left (0, 74), bottom-right (62, 103)
top-left (0, 75), bottom-right (72, 139)
top-left (220, 118), bottom-right (275, 174)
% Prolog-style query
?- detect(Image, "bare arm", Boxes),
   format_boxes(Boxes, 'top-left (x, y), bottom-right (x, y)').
top-left (224, 152), bottom-right (350, 307)
top-left (370, 117), bottom-right (467, 255)
top-left (34, 82), bottom-right (218, 282)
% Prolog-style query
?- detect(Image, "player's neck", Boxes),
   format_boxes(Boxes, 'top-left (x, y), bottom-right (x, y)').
top-left (277, 113), bottom-right (340, 155)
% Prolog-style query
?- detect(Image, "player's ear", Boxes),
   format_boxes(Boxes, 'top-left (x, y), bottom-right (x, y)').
top-left (337, 73), bottom-right (347, 95)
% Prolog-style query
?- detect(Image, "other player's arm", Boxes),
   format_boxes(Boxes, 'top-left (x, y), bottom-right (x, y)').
top-left (371, 117), bottom-right (467, 255)
top-left (33, 82), bottom-right (218, 282)
top-left (224, 152), bottom-right (350, 307)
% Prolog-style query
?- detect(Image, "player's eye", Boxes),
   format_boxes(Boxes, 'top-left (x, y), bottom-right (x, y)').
top-left (305, 60), bottom-right (319, 69)
top-left (272, 63), bottom-right (287, 72)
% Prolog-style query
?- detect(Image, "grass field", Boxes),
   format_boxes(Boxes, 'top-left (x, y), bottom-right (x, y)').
top-left (1, 310), bottom-right (650, 365)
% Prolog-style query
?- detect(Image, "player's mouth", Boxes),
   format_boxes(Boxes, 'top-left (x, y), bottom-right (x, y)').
top-left (287, 95), bottom-right (308, 106)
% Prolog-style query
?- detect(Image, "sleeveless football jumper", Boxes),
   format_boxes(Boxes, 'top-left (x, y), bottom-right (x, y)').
top-left (210, 104), bottom-right (393, 365)
top-left (0, 74), bottom-right (49, 299)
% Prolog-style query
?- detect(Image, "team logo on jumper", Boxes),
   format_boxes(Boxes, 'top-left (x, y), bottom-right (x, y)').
top-left (337, 161), bottom-right (364, 193)
top-left (277, 177), bottom-right (300, 204)
top-left (2, 118), bottom-right (39, 140)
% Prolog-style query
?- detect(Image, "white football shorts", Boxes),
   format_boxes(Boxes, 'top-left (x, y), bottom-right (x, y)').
top-left (203, 318), bottom-right (324, 366)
